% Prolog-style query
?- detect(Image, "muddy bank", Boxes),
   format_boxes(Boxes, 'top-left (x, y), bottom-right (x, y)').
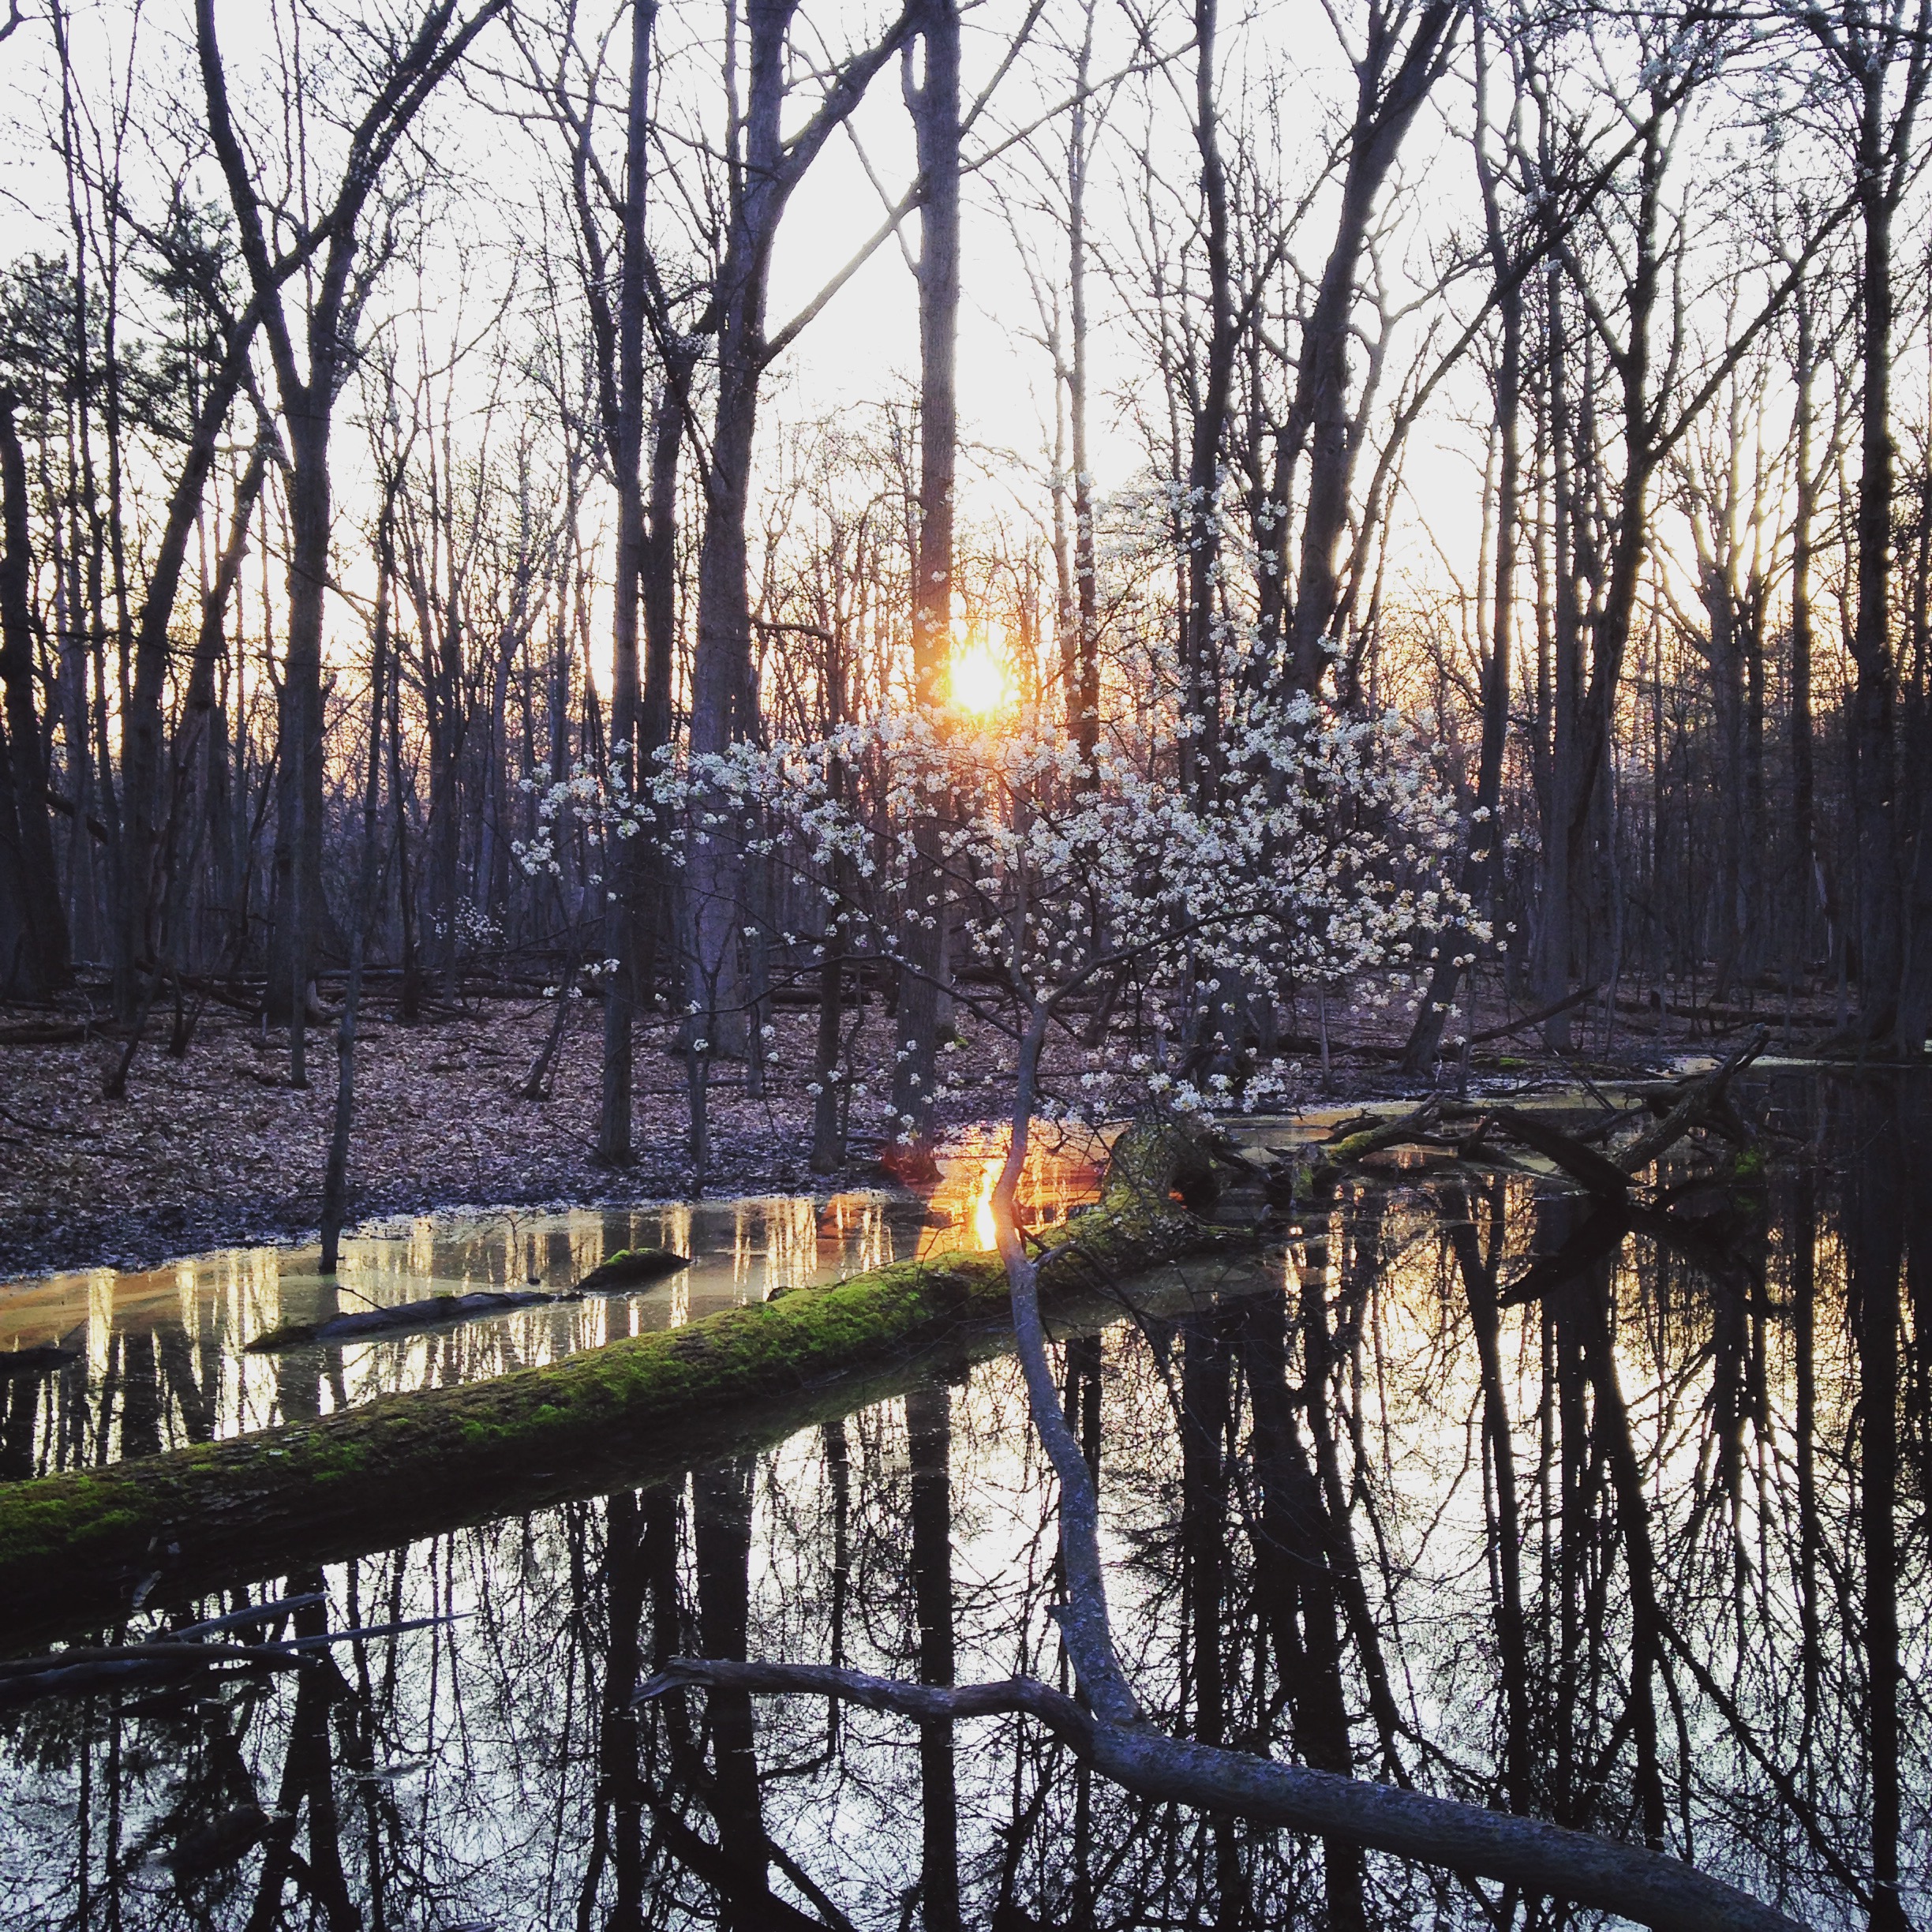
top-left (0, 1002), bottom-right (936, 1279)
top-left (3, 979), bottom-right (1747, 1279)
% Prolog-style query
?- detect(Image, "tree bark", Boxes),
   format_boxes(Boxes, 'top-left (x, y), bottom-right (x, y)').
top-left (1403, 18), bottom-right (1518, 1071)
top-left (1284, 0), bottom-right (1460, 697)
top-left (683, 0), bottom-right (915, 1061)
top-left (891, 0), bottom-right (961, 1160)
top-left (0, 388), bottom-right (70, 993)
top-left (596, 0), bottom-right (657, 1166)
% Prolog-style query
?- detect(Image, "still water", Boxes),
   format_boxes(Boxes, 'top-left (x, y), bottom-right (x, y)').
top-left (0, 1075), bottom-right (1924, 1929)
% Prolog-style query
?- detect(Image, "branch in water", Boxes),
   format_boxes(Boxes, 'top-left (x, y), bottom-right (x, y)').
top-left (641, 1657), bottom-right (1810, 1932)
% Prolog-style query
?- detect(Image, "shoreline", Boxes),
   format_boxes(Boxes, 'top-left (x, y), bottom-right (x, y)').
top-left (0, 984), bottom-right (1872, 1284)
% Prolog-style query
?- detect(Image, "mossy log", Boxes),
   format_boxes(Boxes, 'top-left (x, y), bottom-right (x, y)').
top-left (574, 1245), bottom-right (691, 1292)
top-left (0, 1122), bottom-right (1252, 1650)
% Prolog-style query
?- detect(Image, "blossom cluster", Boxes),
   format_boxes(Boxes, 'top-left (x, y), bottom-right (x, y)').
top-left (615, 686), bottom-right (1477, 1124)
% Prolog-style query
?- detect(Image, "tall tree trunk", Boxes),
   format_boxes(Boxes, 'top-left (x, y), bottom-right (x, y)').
top-left (0, 389), bottom-right (69, 993)
top-left (597, 0), bottom-right (657, 1166)
top-left (319, 517), bottom-right (391, 1273)
top-left (1403, 24), bottom-right (1518, 1071)
top-left (635, 346), bottom-right (691, 1005)
top-left (109, 338), bottom-right (252, 1024)
top-left (1179, 0), bottom-right (1234, 794)
top-left (1067, 6), bottom-right (1100, 771)
top-left (1557, 119), bottom-right (1664, 1039)
top-left (1790, 278), bottom-right (1818, 993)
top-left (270, 395), bottom-right (331, 1081)
top-left (1537, 271), bottom-right (1581, 1048)
top-left (682, 0), bottom-right (914, 1064)
top-left (158, 437), bottom-right (269, 994)
top-left (197, 0), bottom-right (514, 1050)
top-left (1284, 0), bottom-right (1460, 698)
top-left (891, 0), bottom-right (960, 1161)
top-left (1848, 122), bottom-right (1903, 1039)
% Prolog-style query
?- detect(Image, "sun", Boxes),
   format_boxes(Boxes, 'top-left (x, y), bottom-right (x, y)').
top-left (948, 627), bottom-right (1012, 716)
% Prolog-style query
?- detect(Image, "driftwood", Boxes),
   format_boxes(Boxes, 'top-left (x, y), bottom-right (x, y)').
top-left (1613, 1028), bottom-right (1769, 1173)
top-left (640, 1659), bottom-right (1801, 1932)
top-left (1441, 1102), bottom-right (1637, 1198)
top-left (1302, 1033), bottom-right (1774, 1200)
top-left (242, 1249), bottom-right (695, 1350)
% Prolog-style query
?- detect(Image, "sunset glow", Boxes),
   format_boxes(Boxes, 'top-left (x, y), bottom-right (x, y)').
top-left (948, 630), bottom-right (1013, 716)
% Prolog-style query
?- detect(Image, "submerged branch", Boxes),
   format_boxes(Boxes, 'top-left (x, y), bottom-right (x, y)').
top-left (642, 1658), bottom-right (1808, 1932)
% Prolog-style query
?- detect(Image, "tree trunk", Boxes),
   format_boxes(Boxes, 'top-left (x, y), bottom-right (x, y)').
top-left (1174, 0), bottom-right (1235, 796)
top-left (1067, 13), bottom-right (1100, 771)
top-left (1790, 277), bottom-right (1818, 995)
top-left (268, 396), bottom-right (331, 1079)
top-left (596, 0), bottom-right (656, 1166)
top-left (0, 389), bottom-right (70, 993)
top-left (1403, 27), bottom-right (1518, 1071)
top-left (110, 342), bottom-right (251, 1023)
top-left (319, 500), bottom-right (393, 1271)
top-left (1848, 128), bottom-right (1904, 1040)
top-left (1284, 0), bottom-right (1459, 698)
top-left (891, 0), bottom-right (960, 1159)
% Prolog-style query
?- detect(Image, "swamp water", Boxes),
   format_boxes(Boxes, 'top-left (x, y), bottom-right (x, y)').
top-left (0, 1073), bottom-right (1925, 1929)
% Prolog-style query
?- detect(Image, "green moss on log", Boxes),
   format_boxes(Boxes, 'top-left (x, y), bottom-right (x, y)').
top-left (575, 1245), bottom-right (690, 1292)
top-left (0, 1120), bottom-right (1251, 1649)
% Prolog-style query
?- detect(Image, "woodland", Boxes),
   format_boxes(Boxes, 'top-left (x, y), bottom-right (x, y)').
top-left (0, 0), bottom-right (1930, 1928)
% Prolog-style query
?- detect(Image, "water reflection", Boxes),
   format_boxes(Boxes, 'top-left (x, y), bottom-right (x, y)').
top-left (0, 1074), bottom-right (1926, 1929)
top-left (0, 1192), bottom-right (968, 1470)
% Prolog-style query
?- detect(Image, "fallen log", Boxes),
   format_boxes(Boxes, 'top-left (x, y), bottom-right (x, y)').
top-left (1305, 1043), bottom-right (1772, 1202)
top-left (1464, 983), bottom-right (1600, 1045)
top-left (1615, 1028), bottom-right (1770, 1175)
top-left (575, 1245), bottom-right (691, 1293)
top-left (246, 1288), bottom-right (560, 1351)
top-left (1440, 1103), bottom-right (1637, 1200)
top-left (0, 1021), bottom-right (97, 1044)
top-left (0, 1121), bottom-right (1251, 1649)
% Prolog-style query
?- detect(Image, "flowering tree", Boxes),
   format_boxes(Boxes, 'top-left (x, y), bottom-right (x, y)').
top-left (610, 690), bottom-right (1800, 1932)
top-left (668, 691), bottom-right (1474, 1105)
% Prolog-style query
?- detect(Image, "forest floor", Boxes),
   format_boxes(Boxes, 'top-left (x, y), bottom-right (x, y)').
top-left (0, 975), bottom-right (1831, 1279)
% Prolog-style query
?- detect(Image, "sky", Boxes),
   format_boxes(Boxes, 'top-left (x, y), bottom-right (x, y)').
top-left (3, 0), bottom-right (1840, 701)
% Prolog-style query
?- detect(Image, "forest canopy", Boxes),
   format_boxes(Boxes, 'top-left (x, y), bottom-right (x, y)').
top-left (2, 0), bottom-right (1930, 1180)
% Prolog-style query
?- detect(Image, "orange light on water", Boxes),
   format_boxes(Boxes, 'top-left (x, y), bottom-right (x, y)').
top-left (971, 1162), bottom-right (999, 1250)
top-left (915, 1128), bottom-right (1106, 1261)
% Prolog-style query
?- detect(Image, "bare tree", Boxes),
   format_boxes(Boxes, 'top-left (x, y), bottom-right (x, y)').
top-left (197, 0), bottom-right (511, 1076)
